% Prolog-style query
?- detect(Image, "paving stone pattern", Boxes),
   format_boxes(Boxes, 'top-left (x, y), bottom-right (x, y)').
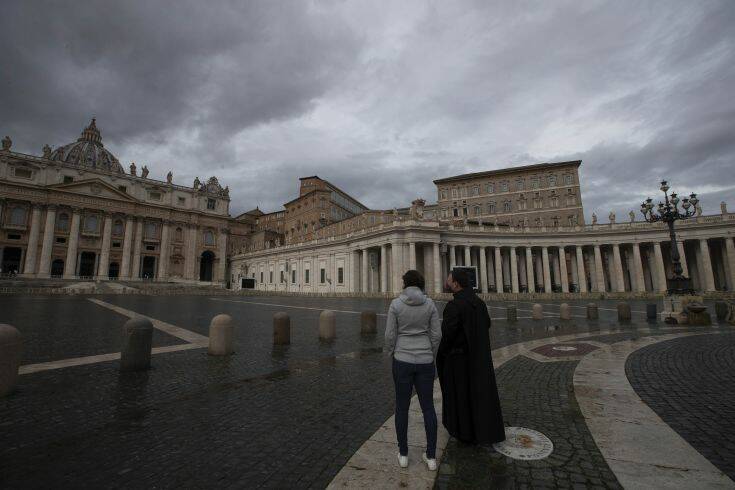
top-left (435, 357), bottom-right (622, 490)
top-left (626, 333), bottom-right (735, 481)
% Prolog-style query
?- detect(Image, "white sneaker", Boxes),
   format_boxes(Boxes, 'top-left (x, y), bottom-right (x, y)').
top-left (398, 454), bottom-right (408, 468)
top-left (422, 453), bottom-right (437, 471)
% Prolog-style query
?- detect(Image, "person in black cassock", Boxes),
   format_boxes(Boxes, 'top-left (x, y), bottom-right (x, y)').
top-left (437, 268), bottom-right (505, 445)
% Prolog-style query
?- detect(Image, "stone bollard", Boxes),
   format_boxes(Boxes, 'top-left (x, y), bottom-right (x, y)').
top-left (532, 303), bottom-right (543, 320)
top-left (587, 303), bottom-right (599, 320)
top-left (646, 303), bottom-right (657, 320)
top-left (617, 303), bottom-right (632, 323)
top-left (559, 303), bottom-right (571, 320)
top-left (714, 301), bottom-right (729, 322)
top-left (0, 324), bottom-right (23, 397)
top-left (208, 314), bottom-right (234, 356)
top-left (319, 310), bottom-right (336, 341)
top-left (506, 306), bottom-right (517, 323)
top-left (273, 312), bottom-right (291, 345)
top-left (120, 317), bottom-right (153, 372)
top-left (360, 311), bottom-right (377, 335)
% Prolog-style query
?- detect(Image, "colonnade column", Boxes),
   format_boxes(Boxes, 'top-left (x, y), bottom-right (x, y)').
top-left (494, 248), bottom-right (503, 292)
top-left (592, 245), bottom-right (605, 292)
top-left (409, 242), bottom-right (417, 270)
top-left (158, 221), bottom-right (171, 279)
top-left (677, 241), bottom-right (689, 277)
top-left (541, 247), bottom-right (552, 293)
top-left (63, 209), bottom-right (81, 278)
top-left (433, 242), bottom-right (442, 294)
top-left (362, 248), bottom-right (369, 293)
top-left (96, 214), bottom-right (113, 279)
top-left (119, 216), bottom-right (134, 280)
top-left (725, 238), bottom-right (735, 291)
top-left (612, 244), bottom-right (625, 292)
top-left (449, 245), bottom-right (456, 270)
top-left (22, 205), bottom-right (43, 275)
top-left (479, 247), bottom-right (488, 293)
top-left (380, 244), bottom-right (388, 293)
top-left (632, 243), bottom-right (646, 292)
top-left (509, 247), bottom-right (519, 293)
top-left (131, 219), bottom-right (143, 280)
top-left (464, 246), bottom-right (471, 267)
top-left (525, 248), bottom-right (535, 292)
top-left (217, 229), bottom-right (228, 283)
top-left (652, 242), bottom-right (667, 292)
top-left (392, 240), bottom-right (402, 292)
top-left (558, 247), bottom-right (569, 293)
top-left (698, 239), bottom-right (716, 292)
top-left (575, 246), bottom-right (587, 293)
top-left (37, 205), bottom-right (57, 277)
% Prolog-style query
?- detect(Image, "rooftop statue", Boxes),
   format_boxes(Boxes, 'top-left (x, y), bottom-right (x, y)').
top-left (609, 211), bottom-right (616, 224)
top-left (130, 162), bottom-right (137, 176)
top-left (141, 165), bottom-right (149, 178)
top-left (722, 201), bottom-right (728, 214)
top-left (42, 144), bottom-right (52, 158)
top-left (592, 213), bottom-right (597, 225)
top-left (1, 135), bottom-right (11, 151)
top-left (167, 171), bottom-right (173, 184)
top-left (629, 210), bottom-right (635, 222)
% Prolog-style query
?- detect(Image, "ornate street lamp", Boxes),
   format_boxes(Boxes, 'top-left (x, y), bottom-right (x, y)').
top-left (640, 180), bottom-right (698, 294)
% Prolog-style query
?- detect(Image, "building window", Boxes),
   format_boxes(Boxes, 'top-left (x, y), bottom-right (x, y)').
top-left (113, 220), bottom-right (124, 236)
top-left (451, 188), bottom-right (458, 198)
top-left (503, 201), bottom-right (511, 212)
top-left (7, 233), bottom-right (21, 240)
top-left (145, 245), bottom-right (156, 251)
top-left (320, 268), bottom-right (326, 284)
top-left (13, 168), bottom-right (32, 179)
top-left (305, 269), bottom-right (310, 284)
top-left (260, 272), bottom-right (264, 283)
top-left (487, 202), bottom-right (496, 214)
top-left (84, 215), bottom-right (99, 233)
top-left (148, 191), bottom-right (162, 201)
top-left (551, 197), bottom-right (559, 208)
top-left (516, 179), bottom-right (525, 191)
top-left (500, 182), bottom-right (509, 192)
top-left (548, 175), bottom-right (557, 187)
top-left (564, 174), bottom-right (573, 185)
top-left (473, 205), bottom-right (481, 216)
top-left (567, 195), bottom-right (576, 206)
top-left (462, 207), bottom-right (468, 216)
top-left (204, 230), bottom-right (215, 246)
top-left (471, 186), bottom-right (479, 196)
top-left (338, 267), bottom-right (344, 284)
top-left (518, 199), bottom-right (527, 211)
top-left (292, 270), bottom-right (296, 284)
top-left (531, 177), bottom-right (539, 189)
top-left (118, 185), bottom-right (127, 193)
top-left (280, 271), bottom-right (285, 283)
top-left (63, 176), bottom-right (74, 184)
top-left (486, 183), bottom-right (494, 194)
top-left (55, 237), bottom-right (66, 244)
top-left (56, 213), bottom-right (69, 232)
top-left (112, 241), bottom-right (121, 248)
top-left (178, 197), bottom-right (186, 205)
top-left (269, 271), bottom-right (273, 283)
top-left (207, 198), bottom-right (216, 210)
top-left (144, 222), bottom-right (158, 239)
top-left (440, 190), bottom-right (447, 200)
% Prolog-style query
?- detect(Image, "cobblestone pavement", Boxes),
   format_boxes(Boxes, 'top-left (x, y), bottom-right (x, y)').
top-left (627, 333), bottom-right (735, 481)
top-left (0, 294), bottom-right (732, 488)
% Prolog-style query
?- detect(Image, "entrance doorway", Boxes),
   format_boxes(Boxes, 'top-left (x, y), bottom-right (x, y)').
top-left (79, 252), bottom-right (96, 277)
top-left (199, 251), bottom-right (215, 281)
top-left (108, 262), bottom-right (120, 279)
top-left (51, 259), bottom-right (64, 277)
top-left (1, 247), bottom-right (22, 275)
top-left (141, 256), bottom-right (156, 279)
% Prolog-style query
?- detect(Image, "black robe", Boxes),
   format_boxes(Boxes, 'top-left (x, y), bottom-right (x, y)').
top-left (437, 288), bottom-right (505, 444)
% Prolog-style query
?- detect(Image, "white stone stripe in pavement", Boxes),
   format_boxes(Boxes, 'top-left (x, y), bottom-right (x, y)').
top-left (574, 332), bottom-right (735, 489)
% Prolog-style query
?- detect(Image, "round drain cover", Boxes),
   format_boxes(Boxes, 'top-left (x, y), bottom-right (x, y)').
top-left (493, 427), bottom-right (554, 460)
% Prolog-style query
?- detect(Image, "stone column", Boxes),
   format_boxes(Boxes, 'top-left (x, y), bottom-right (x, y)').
top-left (96, 214), bottom-right (113, 279)
top-left (612, 244), bottom-right (625, 292)
top-left (158, 221), bottom-right (171, 279)
top-left (217, 229), bottom-right (228, 283)
top-left (0, 198), bottom-right (4, 227)
top-left (558, 247), bottom-right (569, 293)
top-left (392, 240), bottom-right (402, 292)
top-left (433, 242), bottom-right (442, 294)
top-left (131, 219), bottom-right (143, 280)
top-left (541, 247), bottom-right (552, 292)
top-left (63, 210), bottom-right (81, 278)
top-left (509, 247), bottom-right (519, 293)
top-left (409, 242), bottom-right (417, 270)
top-left (698, 239), bottom-right (716, 292)
top-left (494, 247), bottom-right (503, 291)
top-left (479, 247), bottom-right (488, 293)
top-left (119, 216), bottom-right (135, 280)
top-left (362, 248), bottom-right (369, 292)
top-left (22, 205), bottom-right (43, 275)
top-left (487, 248), bottom-right (496, 289)
top-left (525, 248), bottom-right (535, 292)
top-left (449, 245), bottom-right (456, 270)
top-left (380, 244), bottom-right (388, 293)
top-left (632, 243), bottom-right (646, 292)
top-left (653, 242), bottom-right (667, 292)
top-left (464, 246), bottom-right (471, 267)
top-left (677, 241), bottom-right (689, 278)
top-left (725, 238), bottom-right (735, 292)
top-left (37, 206), bottom-right (57, 277)
top-left (576, 246), bottom-right (587, 293)
top-left (593, 245), bottom-right (605, 292)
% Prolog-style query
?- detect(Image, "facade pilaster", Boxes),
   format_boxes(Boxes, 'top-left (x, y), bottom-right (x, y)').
top-left (158, 221), bottom-right (171, 279)
top-left (632, 243), bottom-right (646, 292)
top-left (652, 242), bottom-right (667, 292)
top-left (185, 225), bottom-right (197, 280)
top-left (593, 245), bottom-right (605, 292)
top-left (63, 209), bottom-right (81, 278)
top-left (558, 247), bottom-right (569, 293)
top-left (119, 216), bottom-right (134, 279)
top-left (131, 219), bottom-right (144, 279)
top-left (576, 246), bottom-right (587, 293)
top-left (612, 244), bottom-right (625, 292)
top-left (479, 247), bottom-right (488, 293)
top-left (510, 247), bottom-right (519, 293)
top-left (541, 247), bottom-right (552, 293)
top-left (698, 239), bottom-right (716, 292)
top-left (22, 205), bottom-right (43, 275)
top-left (37, 205), bottom-right (57, 278)
top-left (96, 214), bottom-right (113, 279)
top-left (525, 248), bottom-right (535, 292)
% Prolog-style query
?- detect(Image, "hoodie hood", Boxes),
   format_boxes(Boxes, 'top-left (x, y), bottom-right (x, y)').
top-left (399, 286), bottom-right (427, 306)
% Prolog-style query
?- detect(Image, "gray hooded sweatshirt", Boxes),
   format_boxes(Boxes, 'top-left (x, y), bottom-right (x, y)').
top-left (384, 286), bottom-right (442, 364)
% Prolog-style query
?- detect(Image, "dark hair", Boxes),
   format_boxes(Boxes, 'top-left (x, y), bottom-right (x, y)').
top-left (402, 269), bottom-right (425, 290)
top-left (449, 269), bottom-right (470, 288)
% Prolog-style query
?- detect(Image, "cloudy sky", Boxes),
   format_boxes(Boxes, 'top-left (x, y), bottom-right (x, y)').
top-left (2, 1), bottom-right (734, 220)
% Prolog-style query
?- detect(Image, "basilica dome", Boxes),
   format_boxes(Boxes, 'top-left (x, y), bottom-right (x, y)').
top-left (49, 118), bottom-right (125, 174)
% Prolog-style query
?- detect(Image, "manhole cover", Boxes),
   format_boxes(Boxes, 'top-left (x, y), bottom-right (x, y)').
top-left (493, 427), bottom-right (554, 460)
top-left (552, 346), bottom-right (577, 352)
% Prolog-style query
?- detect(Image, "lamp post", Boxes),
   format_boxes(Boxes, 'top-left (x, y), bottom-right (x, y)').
top-left (640, 180), bottom-right (698, 294)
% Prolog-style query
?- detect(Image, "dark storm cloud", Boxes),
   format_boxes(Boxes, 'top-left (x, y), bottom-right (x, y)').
top-left (1, 1), bottom-right (734, 219)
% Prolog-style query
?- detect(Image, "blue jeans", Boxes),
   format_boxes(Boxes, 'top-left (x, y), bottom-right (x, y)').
top-left (392, 358), bottom-right (438, 458)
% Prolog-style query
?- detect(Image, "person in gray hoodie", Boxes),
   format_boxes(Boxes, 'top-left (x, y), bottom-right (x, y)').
top-left (384, 269), bottom-right (442, 470)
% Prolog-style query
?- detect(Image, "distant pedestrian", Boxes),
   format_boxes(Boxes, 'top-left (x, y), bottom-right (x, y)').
top-left (384, 269), bottom-right (441, 470)
top-left (437, 269), bottom-right (505, 445)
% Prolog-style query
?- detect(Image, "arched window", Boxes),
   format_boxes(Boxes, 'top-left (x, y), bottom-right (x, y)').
top-left (112, 220), bottom-right (124, 236)
top-left (56, 213), bottom-right (70, 232)
top-left (10, 207), bottom-right (27, 226)
top-left (175, 227), bottom-right (183, 242)
top-left (204, 230), bottom-right (215, 246)
top-left (84, 215), bottom-right (99, 233)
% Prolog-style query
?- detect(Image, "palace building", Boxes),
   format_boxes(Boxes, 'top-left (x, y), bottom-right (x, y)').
top-left (2, 119), bottom-right (734, 295)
